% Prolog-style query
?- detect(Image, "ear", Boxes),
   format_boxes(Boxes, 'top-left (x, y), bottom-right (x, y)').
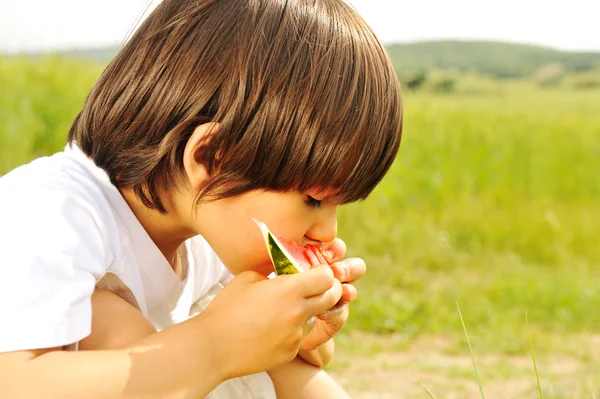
top-left (182, 122), bottom-right (220, 191)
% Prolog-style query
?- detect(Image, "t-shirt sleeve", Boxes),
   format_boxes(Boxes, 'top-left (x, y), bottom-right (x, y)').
top-left (0, 188), bottom-right (108, 352)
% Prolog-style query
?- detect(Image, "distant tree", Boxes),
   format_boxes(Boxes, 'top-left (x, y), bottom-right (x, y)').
top-left (404, 70), bottom-right (427, 90)
top-left (573, 79), bottom-right (600, 89)
top-left (432, 78), bottom-right (455, 93)
top-left (571, 71), bottom-right (600, 89)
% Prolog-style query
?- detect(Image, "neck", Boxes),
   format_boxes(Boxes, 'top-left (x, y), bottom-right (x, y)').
top-left (119, 188), bottom-right (196, 268)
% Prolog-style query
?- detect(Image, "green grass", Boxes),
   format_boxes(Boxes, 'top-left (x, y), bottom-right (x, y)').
top-left (422, 382), bottom-right (439, 399)
top-left (2, 56), bottom-right (600, 362)
top-left (458, 303), bottom-right (486, 398)
top-left (0, 56), bottom-right (103, 174)
top-left (338, 86), bottom-right (600, 353)
top-left (528, 311), bottom-right (544, 399)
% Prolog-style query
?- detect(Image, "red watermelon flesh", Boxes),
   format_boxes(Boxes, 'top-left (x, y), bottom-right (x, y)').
top-left (253, 218), bottom-right (330, 277)
top-left (277, 239), bottom-right (329, 271)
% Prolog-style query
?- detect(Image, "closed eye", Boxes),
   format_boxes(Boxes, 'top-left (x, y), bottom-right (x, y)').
top-left (305, 195), bottom-right (322, 209)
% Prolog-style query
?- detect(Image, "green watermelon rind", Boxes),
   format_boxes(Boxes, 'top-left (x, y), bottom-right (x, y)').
top-left (253, 218), bottom-right (304, 275)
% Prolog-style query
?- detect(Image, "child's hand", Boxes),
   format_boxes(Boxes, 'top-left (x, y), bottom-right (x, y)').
top-left (299, 239), bottom-right (367, 352)
top-left (199, 265), bottom-right (343, 380)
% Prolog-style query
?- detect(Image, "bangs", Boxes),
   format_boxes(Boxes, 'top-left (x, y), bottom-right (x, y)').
top-left (199, 0), bottom-right (403, 204)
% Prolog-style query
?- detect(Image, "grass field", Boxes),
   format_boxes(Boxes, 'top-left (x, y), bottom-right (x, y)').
top-left (2, 55), bottom-right (599, 397)
top-left (341, 87), bottom-right (600, 342)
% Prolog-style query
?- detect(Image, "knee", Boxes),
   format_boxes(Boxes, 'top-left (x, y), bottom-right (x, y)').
top-left (79, 289), bottom-right (156, 351)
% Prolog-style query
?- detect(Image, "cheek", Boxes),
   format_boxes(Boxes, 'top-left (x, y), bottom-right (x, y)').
top-left (222, 234), bottom-right (274, 276)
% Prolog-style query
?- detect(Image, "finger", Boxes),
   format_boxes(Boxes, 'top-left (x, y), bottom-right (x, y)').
top-left (330, 258), bottom-right (366, 283)
top-left (341, 283), bottom-right (357, 303)
top-left (287, 265), bottom-right (335, 298)
top-left (305, 279), bottom-right (343, 316)
top-left (321, 238), bottom-right (346, 264)
top-left (318, 302), bottom-right (349, 325)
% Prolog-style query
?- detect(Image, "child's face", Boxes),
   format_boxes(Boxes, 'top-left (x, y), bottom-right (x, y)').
top-left (194, 188), bottom-right (338, 277)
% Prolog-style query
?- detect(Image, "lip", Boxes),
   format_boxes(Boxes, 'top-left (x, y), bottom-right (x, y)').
top-left (300, 238), bottom-right (324, 248)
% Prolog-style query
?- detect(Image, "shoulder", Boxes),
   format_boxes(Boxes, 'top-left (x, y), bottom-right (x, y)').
top-left (0, 148), bottom-right (116, 271)
top-left (1, 147), bottom-right (110, 211)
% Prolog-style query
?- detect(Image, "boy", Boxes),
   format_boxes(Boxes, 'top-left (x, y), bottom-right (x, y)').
top-left (0, 0), bottom-right (402, 397)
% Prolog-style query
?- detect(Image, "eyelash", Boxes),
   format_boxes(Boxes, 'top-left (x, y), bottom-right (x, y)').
top-left (306, 195), bottom-right (322, 209)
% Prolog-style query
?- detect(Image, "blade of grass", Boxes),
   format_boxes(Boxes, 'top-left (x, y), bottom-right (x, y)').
top-left (527, 311), bottom-right (543, 399)
top-left (421, 382), bottom-right (438, 399)
top-left (457, 302), bottom-right (485, 399)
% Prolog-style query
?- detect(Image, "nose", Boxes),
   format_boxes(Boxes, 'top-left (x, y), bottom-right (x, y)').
top-left (305, 207), bottom-right (338, 244)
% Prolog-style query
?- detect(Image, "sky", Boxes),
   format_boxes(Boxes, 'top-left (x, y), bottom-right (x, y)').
top-left (0, 0), bottom-right (599, 53)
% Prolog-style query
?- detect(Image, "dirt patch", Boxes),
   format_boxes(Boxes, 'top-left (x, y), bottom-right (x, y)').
top-left (327, 333), bottom-right (600, 399)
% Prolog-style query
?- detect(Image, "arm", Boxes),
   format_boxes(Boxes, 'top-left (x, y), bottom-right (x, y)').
top-left (0, 268), bottom-right (343, 399)
top-left (0, 313), bottom-right (225, 399)
top-left (268, 356), bottom-right (351, 399)
top-left (297, 338), bottom-right (335, 368)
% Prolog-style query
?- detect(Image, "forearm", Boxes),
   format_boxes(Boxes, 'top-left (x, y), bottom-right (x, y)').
top-left (0, 317), bottom-right (224, 399)
top-left (268, 357), bottom-right (351, 399)
top-left (297, 338), bottom-right (334, 368)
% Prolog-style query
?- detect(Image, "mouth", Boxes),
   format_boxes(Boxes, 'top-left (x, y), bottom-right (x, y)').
top-left (300, 238), bottom-right (324, 248)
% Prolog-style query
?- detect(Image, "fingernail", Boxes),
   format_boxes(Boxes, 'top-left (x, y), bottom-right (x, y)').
top-left (323, 249), bottom-right (334, 262)
top-left (339, 263), bottom-right (349, 280)
top-left (321, 304), bottom-right (345, 318)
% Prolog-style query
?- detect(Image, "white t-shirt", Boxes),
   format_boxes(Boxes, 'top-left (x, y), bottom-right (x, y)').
top-left (0, 143), bottom-right (233, 352)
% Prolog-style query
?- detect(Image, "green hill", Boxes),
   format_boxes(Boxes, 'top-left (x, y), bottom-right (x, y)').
top-left (387, 40), bottom-right (600, 78)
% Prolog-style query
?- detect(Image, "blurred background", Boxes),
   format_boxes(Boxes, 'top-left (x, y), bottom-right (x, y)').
top-left (1, 0), bottom-right (599, 397)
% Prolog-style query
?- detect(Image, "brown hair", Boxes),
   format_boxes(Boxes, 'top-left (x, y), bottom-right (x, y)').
top-left (68, 0), bottom-right (403, 213)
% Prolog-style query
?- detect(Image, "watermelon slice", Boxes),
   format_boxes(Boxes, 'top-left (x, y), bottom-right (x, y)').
top-left (253, 218), bottom-right (351, 337)
top-left (253, 218), bottom-right (334, 337)
top-left (253, 218), bottom-right (328, 275)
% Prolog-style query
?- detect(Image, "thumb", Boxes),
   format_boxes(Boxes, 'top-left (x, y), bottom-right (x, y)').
top-left (321, 238), bottom-right (347, 263)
